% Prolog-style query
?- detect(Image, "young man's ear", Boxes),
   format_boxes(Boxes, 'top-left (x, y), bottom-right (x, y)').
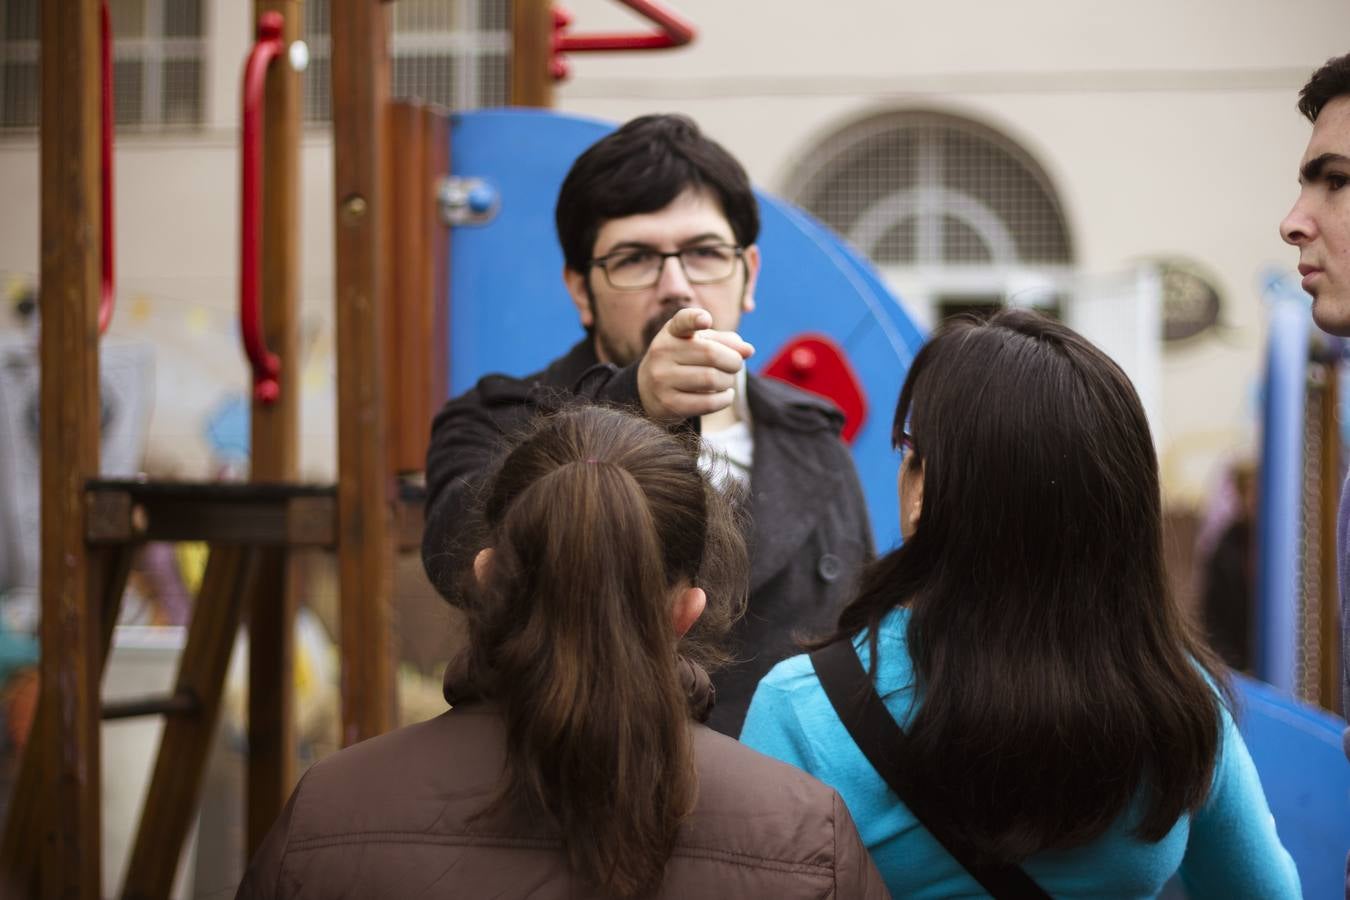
top-left (740, 244), bottom-right (761, 314)
top-left (563, 265), bottom-right (595, 328)
top-left (672, 586), bottom-right (706, 638)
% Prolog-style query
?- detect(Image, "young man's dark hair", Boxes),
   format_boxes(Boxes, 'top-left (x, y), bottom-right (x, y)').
top-left (1298, 53), bottom-right (1350, 122)
top-left (555, 114), bottom-right (760, 274)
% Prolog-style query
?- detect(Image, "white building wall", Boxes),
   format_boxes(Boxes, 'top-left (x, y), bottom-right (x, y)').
top-left (1, 0), bottom-right (1344, 503)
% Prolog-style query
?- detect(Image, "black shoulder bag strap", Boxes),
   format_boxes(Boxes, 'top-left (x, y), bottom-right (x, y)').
top-left (810, 640), bottom-right (1051, 900)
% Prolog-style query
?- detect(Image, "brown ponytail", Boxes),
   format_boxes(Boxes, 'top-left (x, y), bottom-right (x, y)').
top-left (465, 406), bottom-right (746, 897)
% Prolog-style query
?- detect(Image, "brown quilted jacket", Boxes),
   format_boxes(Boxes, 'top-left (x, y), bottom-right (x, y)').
top-left (237, 666), bottom-right (888, 899)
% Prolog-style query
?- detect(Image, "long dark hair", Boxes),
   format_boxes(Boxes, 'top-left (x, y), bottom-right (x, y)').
top-left (463, 406), bottom-right (747, 897)
top-left (830, 309), bottom-right (1229, 861)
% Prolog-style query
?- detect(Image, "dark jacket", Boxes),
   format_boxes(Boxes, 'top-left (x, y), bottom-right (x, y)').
top-left (236, 663), bottom-right (890, 900)
top-left (422, 340), bottom-right (874, 735)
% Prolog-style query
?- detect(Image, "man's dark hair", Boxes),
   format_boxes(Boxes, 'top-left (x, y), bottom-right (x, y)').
top-left (555, 114), bottom-right (760, 273)
top-left (1299, 53), bottom-right (1350, 121)
top-left (820, 309), bottom-right (1231, 863)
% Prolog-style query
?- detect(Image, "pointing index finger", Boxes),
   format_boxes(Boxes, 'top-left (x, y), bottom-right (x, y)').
top-left (665, 308), bottom-right (713, 339)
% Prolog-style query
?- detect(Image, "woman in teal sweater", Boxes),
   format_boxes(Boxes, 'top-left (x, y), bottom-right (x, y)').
top-left (741, 310), bottom-right (1300, 898)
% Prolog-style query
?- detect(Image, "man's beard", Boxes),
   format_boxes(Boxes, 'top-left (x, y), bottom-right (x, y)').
top-left (640, 305), bottom-right (684, 351)
top-left (592, 294), bottom-right (687, 367)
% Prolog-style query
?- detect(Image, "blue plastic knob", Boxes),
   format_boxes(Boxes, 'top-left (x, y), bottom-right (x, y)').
top-left (466, 183), bottom-right (496, 216)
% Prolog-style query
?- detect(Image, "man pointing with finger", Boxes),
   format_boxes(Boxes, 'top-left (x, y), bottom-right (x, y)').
top-left (422, 114), bottom-right (873, 735)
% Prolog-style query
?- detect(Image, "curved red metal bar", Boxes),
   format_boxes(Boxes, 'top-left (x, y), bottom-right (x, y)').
top-left (99, 0), bottom-right (114, 334)
top-left (240, 11), bottom-right (285, 405)
top-left (554, 0), bottom-right (696, 57)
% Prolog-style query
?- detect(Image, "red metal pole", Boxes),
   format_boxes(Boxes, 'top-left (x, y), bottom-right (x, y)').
top-left (554, 0), bottom-right (696, 53)
top-left (550, 0), bottom-right (696, 82)
top-left (240, 12), bottom-right (285, 405)
top-left (98, 0), bottom-right (114, 334)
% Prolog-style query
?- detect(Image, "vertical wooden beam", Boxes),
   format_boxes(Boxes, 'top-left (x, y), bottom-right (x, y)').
top-left (252, 8), bottom-right (301, 501)
top-left (0, 546), bottom-right (132, 897)
top-left (246, 542), bottom-right (294, 855)
top-left (247, 0), bottom-right (302, 854)
top-left (38, 0), bottom-right (103, 895)
top-left (381, 102), bottom-right (406, 474)
top-left (423, 105), bottom-right (450, 414)
top-left (385, 100), bottom-right (427, 474)
top-left (511, 0), bottom-right (555, 107)
top-left (332, 0), bottom-right (397, 745)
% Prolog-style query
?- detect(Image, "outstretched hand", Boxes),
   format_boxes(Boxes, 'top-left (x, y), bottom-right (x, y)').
top-left (637, 308), bottom-right (755, 423)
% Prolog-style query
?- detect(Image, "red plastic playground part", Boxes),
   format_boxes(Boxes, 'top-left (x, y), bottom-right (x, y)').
top-left (552, 0), bottom-right (696, 80)
top-left (99, 0), bottom-right (115, 335)
top-left (762, 334), bottom-right (869, 445)
top-left (239, 11), bottom-right (285, 405)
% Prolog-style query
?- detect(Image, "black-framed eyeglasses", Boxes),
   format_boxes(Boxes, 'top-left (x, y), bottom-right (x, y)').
top-left (588, 243), bottom-right (745, 291)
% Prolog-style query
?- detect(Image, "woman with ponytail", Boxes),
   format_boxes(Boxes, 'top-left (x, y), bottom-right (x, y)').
top-left (742, 310), bottom-right (1300, 898)
top-left (237, 405), bottom-right (888, 899)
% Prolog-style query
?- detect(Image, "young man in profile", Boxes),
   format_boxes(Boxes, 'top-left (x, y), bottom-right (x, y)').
top-left (421, 115), bottom-right (872, 736)
top-left (1279, 51), bottom-right (1350, 899)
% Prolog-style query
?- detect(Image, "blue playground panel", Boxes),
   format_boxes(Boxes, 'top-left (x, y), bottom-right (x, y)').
top-left (1235, 676), bottom-right (1348, 899)
top-left (443, 111), bottom-right (1349, 884)
top-left (446, 108), bottom-right (925, 551)
top-left (1255, 272), bottom-right (1310, 695)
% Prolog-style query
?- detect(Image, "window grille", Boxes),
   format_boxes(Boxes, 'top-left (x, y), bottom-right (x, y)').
top-left (1, 0), bottom-right (40, 130)
top-left (785, 110), bottom-right (1074, 325)
top-left (303, 0), bottom-right (510, 123)
top-left (785, 111), bottom-right (1073, 267)
top-left (0, 0), bottom-right (206, 132)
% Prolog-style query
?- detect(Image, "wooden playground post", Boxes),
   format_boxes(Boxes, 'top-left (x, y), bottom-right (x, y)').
top-left (384, 100), bottom-right (425, 474)
top-left (247, 0), bottom-right (303, 852)
top-left (511, 0), bottom-right (555, 107)
top-left (122, 4), bottom-right (307, 886)
top-left (37, 0), bottom-right (104, 894)
top-left (423, 105), bottom-right (450, 422)
top-left (7, 0), bottom-right (414, 893)
top-left (332, 0), bottom-right (397, 745)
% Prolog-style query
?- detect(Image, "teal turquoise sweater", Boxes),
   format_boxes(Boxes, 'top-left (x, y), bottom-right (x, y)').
top-left (741, 608), bottom-right (1301, 899)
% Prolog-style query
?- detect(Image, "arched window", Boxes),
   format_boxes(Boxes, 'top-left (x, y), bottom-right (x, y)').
top-left (785, 111), bottom-right (1074, 324)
